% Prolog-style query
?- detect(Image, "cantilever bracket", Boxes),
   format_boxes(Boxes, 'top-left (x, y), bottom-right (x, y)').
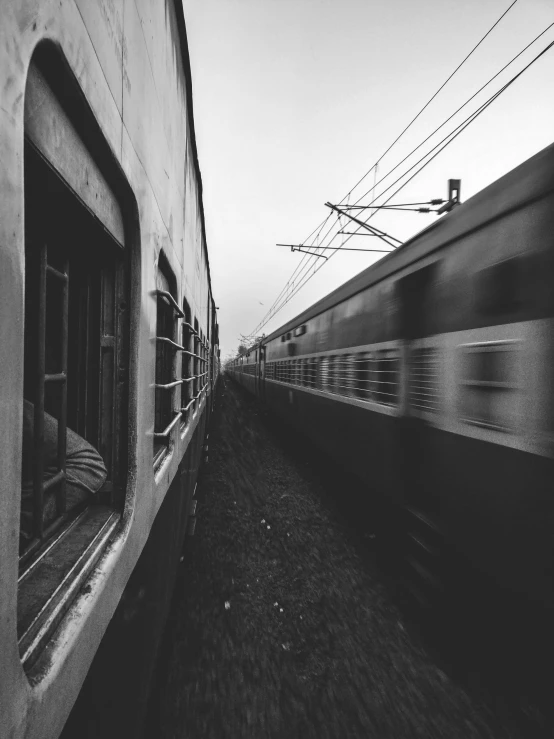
top-left (276, 244), bottom-right (328, 259)
top-left (324, 202), bottom-right (402, 249)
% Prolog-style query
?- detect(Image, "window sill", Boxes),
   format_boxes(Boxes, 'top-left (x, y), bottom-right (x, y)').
top-left (18, 505), bottom-right (119, 670)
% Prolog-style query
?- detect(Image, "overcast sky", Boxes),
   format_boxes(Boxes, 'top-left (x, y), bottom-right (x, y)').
top-left (182, 0), bottom-right (554, 359)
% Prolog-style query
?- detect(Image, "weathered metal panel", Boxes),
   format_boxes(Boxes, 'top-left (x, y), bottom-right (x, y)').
top-left (0, 0), bottom-right (215, 737)
top-left (73, 0), bottom-right (125, 116)
top-left (25, 65), bottom-right (125, 247)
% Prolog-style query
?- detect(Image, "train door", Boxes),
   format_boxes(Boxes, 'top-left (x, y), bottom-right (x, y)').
top-left (398, 263), bottom-right (438, 515)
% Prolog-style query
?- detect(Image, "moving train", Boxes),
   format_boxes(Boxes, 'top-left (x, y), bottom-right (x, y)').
top-left (230, 143), bottom-right (554, 613)
top-left (1, 4), bottom-right (219, 738)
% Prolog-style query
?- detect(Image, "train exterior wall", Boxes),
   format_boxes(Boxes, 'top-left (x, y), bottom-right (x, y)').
top-left (0, 3), bottom-right (216, 739)
top-left (230, 146), bottom-right (554, 609)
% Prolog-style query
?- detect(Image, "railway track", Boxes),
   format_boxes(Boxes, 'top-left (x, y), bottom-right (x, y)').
top-left (147, 377), bottom-right (551, 739)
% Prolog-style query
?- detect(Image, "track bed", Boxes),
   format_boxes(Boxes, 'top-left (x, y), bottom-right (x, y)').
top-left (147, 376), bottom-right (548, 739)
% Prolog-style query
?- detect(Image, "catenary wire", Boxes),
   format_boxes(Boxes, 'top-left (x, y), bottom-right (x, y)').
top-left (249, 2), bottom-right (520, 338)
top-left (275, 0), bottom-right (520, 273)
top-left (254, 23), bottom-right (554, 331)
top-left (247, 36), bottom-right (554, 337)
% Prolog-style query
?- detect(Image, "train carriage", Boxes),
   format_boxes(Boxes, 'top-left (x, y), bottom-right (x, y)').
top-left (230, 143), bottom-right (554, 610)
top-left (0, 3), bottom-right (219, 738)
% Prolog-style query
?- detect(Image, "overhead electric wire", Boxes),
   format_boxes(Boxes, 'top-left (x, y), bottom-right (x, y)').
top-left (251, 35), bottom-right (554, 333)
top-left (249, 36), bottom-right (554, 337)
top-left (248, 17), bottom-right (552, 339)
top-left (248, 1), bottom-right (521, 339)
top-left (352, 0), bottom-right (519, 189)
top-left (255, 23), bottom-right (554, 331)
top-left (286, 0), bottom-right (520, 258)
top-left (348, 19), bottom-right (554, 213)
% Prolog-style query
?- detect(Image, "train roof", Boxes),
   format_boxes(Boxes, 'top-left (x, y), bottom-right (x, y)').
top-left (262, 142), bottom-right (554, 345)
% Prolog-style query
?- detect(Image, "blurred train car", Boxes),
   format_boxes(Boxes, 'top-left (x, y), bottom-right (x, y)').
top-left (0, 4), bottom-right (220, 739)
top-left (230, 144), bottom-right (554, 612)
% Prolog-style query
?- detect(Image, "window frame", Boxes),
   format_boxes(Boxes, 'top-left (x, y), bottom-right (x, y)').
top-left (458, 339), bottom-right (520, 432)
top-left (18, 51), bottom-right (132, 671)
top-left (153, 264), bottom-right (184, 467)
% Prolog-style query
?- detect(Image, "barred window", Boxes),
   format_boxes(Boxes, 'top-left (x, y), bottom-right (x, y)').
top-left (306, 358), bottom-right (317, 388)
top-left (21, 150), bottom-right (127, 560)
top-left (299, 359), bottom-right (307, 387)
top-left (293, 359), bottom-right (301, 385)
top-left (353, 352), bottom-right (372, 400)
top-left (154, 263), bottom-right (183, 465)
top-left (459, 341), bottom-right (519, 431)
top-left (192, 318), bottom-right (200, 403)
top-left (319, 356), bottom-right (330, 391)
top-left (19, 71), bottom-right (129, 667)
top-left (410, 347), bottom-right (440, 413)
top-left (373, 349), bottom-right (399, 405)
top-left (181, 299), bottom-right (194, 426)
top-left (339, 354), bottom-right (357, 397)
top-left (328, 356), bottom-right (339, 394)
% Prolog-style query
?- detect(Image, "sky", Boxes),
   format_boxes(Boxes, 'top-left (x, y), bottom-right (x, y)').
top-left (182, 0), bottom-right (554, 360)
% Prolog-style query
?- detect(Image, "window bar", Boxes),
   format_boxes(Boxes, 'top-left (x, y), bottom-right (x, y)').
top-left (182, 321), bottom-right (198, 336)
top-left (153, 411), bottom-right (183, 439)
top-left (180, 350), bottom-right (207, 361)
top-left (181, 397), bottom-right (196, 414)
top-left (154, 378), bottom-right (184, 390)
top-left (56, 256), bottom-right (68, 517)
top-left (156, 289), bottom-right (184, 317)
top-left (157, 336), bottom-right (185, 351)
top-left (33, 244), bottom-right (47, 540)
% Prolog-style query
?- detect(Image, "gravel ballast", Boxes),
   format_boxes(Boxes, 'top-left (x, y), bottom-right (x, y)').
top-left (147, 376), bottom-right (538, 739)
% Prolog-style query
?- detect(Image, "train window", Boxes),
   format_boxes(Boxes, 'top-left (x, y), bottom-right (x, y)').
top-left (21, 149), bottom-right (127, 557)
top-left (330, 356), bottom-right (341, 394)
top-left (281, 336), bottom-right (286, 343)
top-left (476, 257), bottom-right (521, 316)
top-left (353, 352), bottom-right (372, 400)
top-left (154, 259), bottom-right (183, 466)
top-left (322, 356), bottom-right (335, 393)
top-left (293, 325), bottom-right (307, 337)
top-left (181, 299), bottom-right (194, 426)
top-left (286, 332), bottom-right (292, 341)
top-left (301, 359), bottom-right (308, 387)
top-left (19, 63), bottom-right (129, 666)
top-left (308, 358), bottom-right (318, 389)
top-left (304, 358), bottom-right (311, 388)
top-left (344, 355), bottom-right (358, 397)
top-left (459, 341), bottom-right (519, 431)
top-left (319, 356), bottom-right (329, 391)
top-left (410, 347), bottom-right (440, 413)
top-left (200, 332), bottom-right (208, 393)
top-left (193, 318), bottom-right (200, 406)
top-left (373, 349), bottom-right (399, 405)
